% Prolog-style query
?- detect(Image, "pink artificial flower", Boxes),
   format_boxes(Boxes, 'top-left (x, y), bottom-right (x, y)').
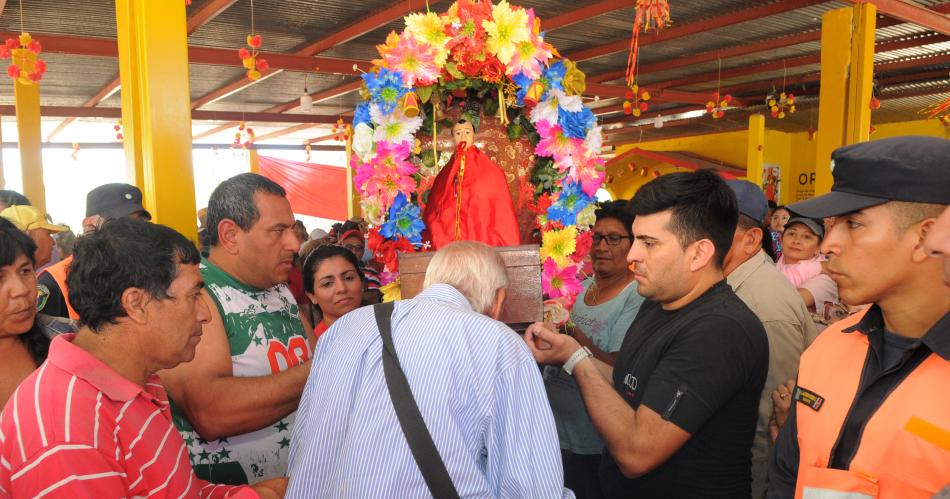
top-left (541, 257), bottom-right (583, 300)
top-left (535, 121), bottom-right (579, 172)
top-left (384, 31), bottom-right (440, 87)
top-left (505, 9), bottom-right (552, 79)
top-left (354, 141), bottom-right (418, 211)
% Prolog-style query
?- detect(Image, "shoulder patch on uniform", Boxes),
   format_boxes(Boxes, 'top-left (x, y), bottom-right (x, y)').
top-left (794, 385), bottom-right (825, 411)
top-left (36, 284), bottom-right (49, 312)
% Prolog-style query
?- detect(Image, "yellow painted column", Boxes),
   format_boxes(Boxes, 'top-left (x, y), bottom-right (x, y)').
top-left (14, 80), bottom-right (46, 212)
top-left (0, 111), bottom-right (5, 189)
top-left (345, 124), bottom-right (361, 218)
top-left (813, 7), bottom-right (853, 196)
top-left (746, 114), bottom-right (765, 188)
top-left (845, 2), bottom-right (876, 145)
top-left (115, 0), bottom-right (196, 240)
top-left (247, 148), bottom-right (260, 174)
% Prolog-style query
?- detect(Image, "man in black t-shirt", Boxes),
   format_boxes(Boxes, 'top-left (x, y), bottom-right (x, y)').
top-left (525, 170), bottom-right (769, 498)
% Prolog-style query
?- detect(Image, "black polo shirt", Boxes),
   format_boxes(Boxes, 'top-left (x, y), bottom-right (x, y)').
top-left (768, 306), bottom-right (950, 498)
top-left (600, 280), bottom-right (769, 498)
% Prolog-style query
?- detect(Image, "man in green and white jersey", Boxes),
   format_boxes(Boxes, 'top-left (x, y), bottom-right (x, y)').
top-left (162, 173), bottom-right (315, 484)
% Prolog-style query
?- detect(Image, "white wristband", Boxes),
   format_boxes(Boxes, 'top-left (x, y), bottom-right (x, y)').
top-left (562, 346), bottom-right (592, 376)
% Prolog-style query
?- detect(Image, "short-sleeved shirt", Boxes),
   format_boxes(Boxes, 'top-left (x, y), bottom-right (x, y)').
top-left (0, 334), bottom-right (252, 498)
top-left (601, 280), bottom-right (769, 498)
top-left (545, 278), bottom-right (643, 454)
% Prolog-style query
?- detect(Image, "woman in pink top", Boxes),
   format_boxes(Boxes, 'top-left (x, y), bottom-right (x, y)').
top-left (776, 217), bottom-right (839, 314)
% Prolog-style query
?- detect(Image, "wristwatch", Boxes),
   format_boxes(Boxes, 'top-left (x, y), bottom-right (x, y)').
top-left (562, 346), bottom-right (593, 376)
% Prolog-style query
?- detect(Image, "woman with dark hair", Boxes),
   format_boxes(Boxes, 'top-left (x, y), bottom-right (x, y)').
top-left (303, 245), bottom-right (365, 343)
top-left (0, 190), bottom-right (30, 211)
top-left (544, 200), bottom-right (645, 499)
top-left (0, 218), bottom-right (73, 406)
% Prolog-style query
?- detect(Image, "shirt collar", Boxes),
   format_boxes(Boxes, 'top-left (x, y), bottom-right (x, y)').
top-left (47, 334), bottom-right (158, 402)
top-left (843, 304), bottom-right (950, 360)
top-left (726, 250), bottom-right (770, 289)
top-left (416, 283), bottom-right (475, 313)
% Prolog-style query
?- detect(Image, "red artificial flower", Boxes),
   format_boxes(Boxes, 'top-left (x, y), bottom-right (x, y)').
top-left (0, 46), bottom-right (9, 59)
top-left (572, 230), bottom-right (593, 263)
top-left (238, 47), bottom-right (250, 60)
top-left (5, 39), bottom-right (18, 51)
top-left (457, 56), bottom-right (484, 78)
top-left (27, 40), bottom-right (41, 53)
top-left (255, 58), bottom-right (269, 71)
top-left (7, 64), bottom-right (19, 79)
top-left (376, 236), bottom-right (415, 272)
top-left (368, 227), bottom-right (384, 252)
top-left (481, 56), bottom-right (505, 83)
top-left (33, 59), bottom-right (46, 73)
top-left (248, 35), bottom-right (262, 49)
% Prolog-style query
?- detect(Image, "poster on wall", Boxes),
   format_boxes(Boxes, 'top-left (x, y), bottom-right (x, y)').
top-left (761, 164), bottom-right (781, 204)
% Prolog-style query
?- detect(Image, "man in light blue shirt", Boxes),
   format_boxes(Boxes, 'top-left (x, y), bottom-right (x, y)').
top-left (287, 241), bottom-right (572, 498)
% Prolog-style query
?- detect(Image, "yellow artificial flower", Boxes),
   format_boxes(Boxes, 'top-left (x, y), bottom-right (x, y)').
top-left (405, 12), bottom-right (449, 66)
top-left (380, 280), bottom-right (402, 303)
top-left (562, 59), bottom-right (587, 96)
top-left (540, 225), bottom-right (578, 267)
top-left (483, 1), bottom-right (530, 65)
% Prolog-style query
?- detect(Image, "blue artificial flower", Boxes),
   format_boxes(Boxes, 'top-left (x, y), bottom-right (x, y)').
top-left (511, 72), bottom-right (534, 107)
top-left (546, 179), bottom-right (594, 226)
top-left (362, 68), bottom-right (408, 115)
top-left (353, 102), bottom-right (372, 127)
top-left (558, 106), bottom-right (596, 139)
top-left (541, 60), bottom-right (566, 100)
top-left (381, 192), bottom-right (425, 245)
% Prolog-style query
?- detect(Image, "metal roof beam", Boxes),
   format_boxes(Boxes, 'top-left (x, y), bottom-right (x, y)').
top-left (47, 0), bottom-right (240, 142)
top-left (585, 83), bottom-right (754, 106)
top-left (543, 0), bottom-right (635, 31)
top-left (854, 0), bottom-right (950, 35)
top-left (0, 105), bottom-right (340, 124)
top-left (253, 123), bottom-right (321, 142)
top-left (564, 0), bottom-right (828, 62)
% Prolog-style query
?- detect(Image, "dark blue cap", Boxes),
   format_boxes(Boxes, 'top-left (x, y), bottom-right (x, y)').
top-left (726, 179), bottom-right (769, 224)
top-left (790, 136), bottom-right (950, 218)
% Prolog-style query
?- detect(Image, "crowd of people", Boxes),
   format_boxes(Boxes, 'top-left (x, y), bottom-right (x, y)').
top-left (0, 135), bottom-right (947, 498)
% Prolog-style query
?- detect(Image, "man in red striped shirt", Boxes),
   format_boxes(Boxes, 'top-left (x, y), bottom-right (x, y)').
top-left (0, 219), bottom-right (286, 498)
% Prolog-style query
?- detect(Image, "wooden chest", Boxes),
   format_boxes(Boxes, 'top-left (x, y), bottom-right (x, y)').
top-left (398, 244), bottom-right (543, 330)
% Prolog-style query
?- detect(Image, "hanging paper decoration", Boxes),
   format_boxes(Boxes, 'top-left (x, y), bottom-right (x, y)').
top-left (0, 33), bottom-right (46, 84)
top-left (331, 118), bottom-right (349, 142)
top-left (869, 96), bottom-right (881, 110)
top-left (706, 91), bottom-right (733, 119)
top-left (625, 0), bottom-right (671, 87)
top-left (231, 122), bottom-right (255, 149)
top-left (114, 120), bottom-right (124, 142)
top-left (238, 34), bottom-right (268, 80)
top-left (767, 91), bottom-right (795, 119)
top-left (305, 144), bottom-right (311, 162)
top-left (71, 142), bottom-right (80, 161)
top-left (622, 84), bottom-right (650, 117)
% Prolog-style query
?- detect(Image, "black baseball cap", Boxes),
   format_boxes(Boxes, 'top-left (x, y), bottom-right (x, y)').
top-left (86, 183), bottom-right (151, 220)
top-left (789, 136), bottom-right (950, 218)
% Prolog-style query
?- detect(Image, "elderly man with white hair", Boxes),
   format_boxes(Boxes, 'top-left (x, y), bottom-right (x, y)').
top-left (287, 241), bottom-right (572, 498)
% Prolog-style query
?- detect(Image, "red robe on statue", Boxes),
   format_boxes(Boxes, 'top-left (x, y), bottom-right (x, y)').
top-left (423, 143), bottom-right (521, 249)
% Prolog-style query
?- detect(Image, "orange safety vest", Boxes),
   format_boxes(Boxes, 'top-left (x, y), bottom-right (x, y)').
top-left (794, 309), bottom-right (950, 499)
top-left (44, 256), bottom-right (78, 320)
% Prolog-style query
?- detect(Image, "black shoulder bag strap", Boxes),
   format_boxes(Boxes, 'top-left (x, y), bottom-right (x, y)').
top-left (373, 302), bottom-right (461, 499)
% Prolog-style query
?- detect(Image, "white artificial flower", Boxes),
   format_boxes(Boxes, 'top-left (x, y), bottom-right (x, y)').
top-left (352, 123), bottom-right (375, 162)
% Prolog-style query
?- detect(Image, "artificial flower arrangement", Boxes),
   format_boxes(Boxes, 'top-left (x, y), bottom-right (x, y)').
top-left (350, 0), bottom-right (606, 322)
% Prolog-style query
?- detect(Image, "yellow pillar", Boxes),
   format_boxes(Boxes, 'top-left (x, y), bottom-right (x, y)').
top-left (746, 114), bottom-right (765, 188)
top-left (845, 2), bottom-right (876, 145)
top-left (14, 80), bottom-right (46, 212)
top-left (115, 0), bottom-right (196, 240)
top-left (344, 124), bottom-right (361, 218)
top-left (813, 7), bottom-right (853, 196)
top-left (247, 148), bottom-right (260, 174)
top-left (0, 112), bottom-right (5, 189)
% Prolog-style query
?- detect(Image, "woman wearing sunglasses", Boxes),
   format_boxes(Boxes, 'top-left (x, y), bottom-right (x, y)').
top-left (544, 200), bottom-right (645, 499)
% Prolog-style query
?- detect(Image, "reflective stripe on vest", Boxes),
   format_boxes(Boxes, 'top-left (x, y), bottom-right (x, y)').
top-left (44, 256), bottom-right (78, 320)
top-left (795, 309), bottom-right (950, 499)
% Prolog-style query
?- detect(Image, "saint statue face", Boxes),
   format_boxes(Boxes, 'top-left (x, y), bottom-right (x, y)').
top-left (452, 121), bottom-right (475, 148)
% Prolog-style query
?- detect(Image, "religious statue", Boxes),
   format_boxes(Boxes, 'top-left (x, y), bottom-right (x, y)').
top-left (423, 119), bottom-right (521, 249)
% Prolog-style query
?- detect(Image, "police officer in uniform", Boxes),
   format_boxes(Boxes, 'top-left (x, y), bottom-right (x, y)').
top-left (768, 136), bottom-right (950, 498)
